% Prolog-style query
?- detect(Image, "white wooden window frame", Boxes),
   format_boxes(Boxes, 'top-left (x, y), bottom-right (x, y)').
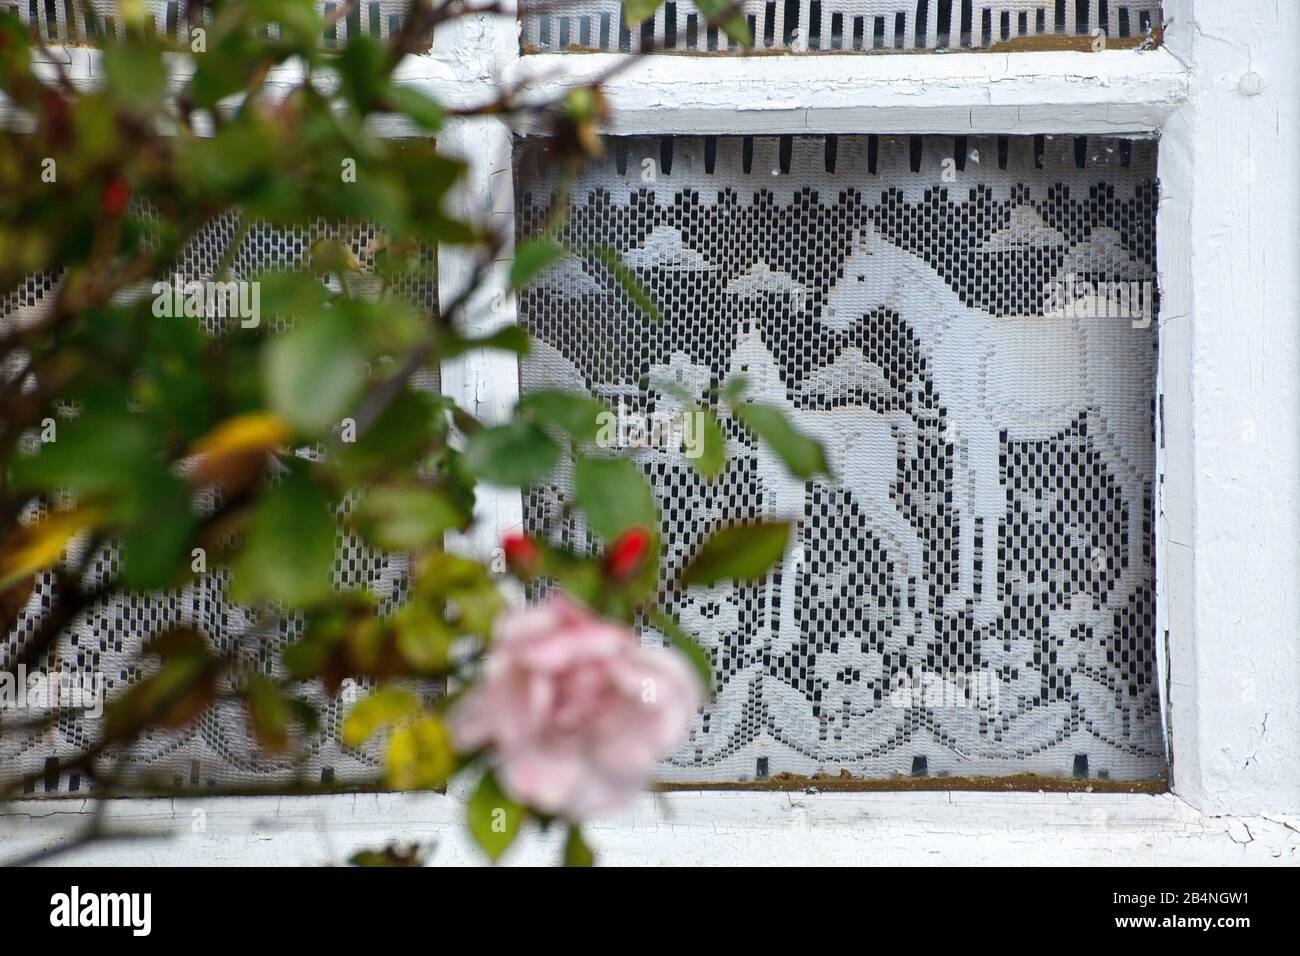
top-left (3, 0), bottom-right (1298, 865)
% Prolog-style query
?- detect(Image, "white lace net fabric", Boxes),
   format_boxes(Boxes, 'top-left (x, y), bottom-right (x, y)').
top-left (520, 0), bottom-right (1160, 52)
top-left (517, 134), bottom-right (1165, 783)
top-left (5, 0), bottom-right (414, 43)
top-left (1, 214), bottom-right (438, 795)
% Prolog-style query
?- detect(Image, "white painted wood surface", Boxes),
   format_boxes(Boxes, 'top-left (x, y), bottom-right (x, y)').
top-left (1, 789), bottom-right (1295, 866)
top-left (505, 48), bottom-right (1190, 135)
top-left (1153, 0), bottom-right (1300, 818)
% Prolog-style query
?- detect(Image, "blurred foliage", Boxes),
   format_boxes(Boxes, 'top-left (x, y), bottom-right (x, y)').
top-left (0, 0), bottom-right (823, 866)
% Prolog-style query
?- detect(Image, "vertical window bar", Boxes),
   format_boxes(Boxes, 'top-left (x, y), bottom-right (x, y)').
top-left (347, 0), bottom-right (360, 41)
top-left (323, 2), bottom-right (336, 46)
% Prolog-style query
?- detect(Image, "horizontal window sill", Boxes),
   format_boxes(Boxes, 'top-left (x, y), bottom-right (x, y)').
top-left (504, 47), bottom-right (1190, 135)
top-left (2, 788), bottom-right (1294, 866)
top-left (13, 45), bottom-right (1189, 138)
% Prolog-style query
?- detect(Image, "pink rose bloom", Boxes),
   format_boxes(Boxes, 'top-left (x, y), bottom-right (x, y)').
top-left (450, 594), bottom-right (703, 819)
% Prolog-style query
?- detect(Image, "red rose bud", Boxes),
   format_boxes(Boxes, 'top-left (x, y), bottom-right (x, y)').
top-left (502, 533), bottom-right (541, 575)
top-left (101, 176), bottom-right (130, 218)
top-left (605, 525), bottom-right (652, 581)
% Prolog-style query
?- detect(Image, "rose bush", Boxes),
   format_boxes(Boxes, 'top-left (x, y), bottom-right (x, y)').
top-left (0, 0), bottom-right (820, 867)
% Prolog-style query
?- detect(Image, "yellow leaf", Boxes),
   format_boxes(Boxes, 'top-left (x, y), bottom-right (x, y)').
top-left (188, 412), bottom-right (291, 486)
top-left (341, 687), bottom-right (418, 748)
top-left (385, 714), bottom-right (454, 791)
top-left (0, 509), bottom-right (96, 591)
top-left (191, 412), bottom-right (292, 459)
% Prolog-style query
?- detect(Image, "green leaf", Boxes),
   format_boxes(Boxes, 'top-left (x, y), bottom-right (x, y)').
top-left (437, 324), bottom-right (530, 360)
top-left (356, 484), bottom-right (470, 551)
top-left (591, 246), bottom-right (661, 322)
top-left (691, 406), bottom-right (726, 479)
top-left (118, 471), bottom-right (199, 591)
top-left (390, 87), bottom-right (444, 131)
top-left (519, 389), bottom-right (607, 443)
top-left (468, 772), bottom-right (525, 862)
top-left (510, 239), bottom-right (566, 290)
top-left (282, 623), bottom-right (346, 680)
top-left (651, 385), bottom-right (726, 479)
top-left (10, 406), bottom-right (156, 503)
top-left (563, 825), bottom-right (595, 867)
top-left (721, 376), bottom-right (749, 402)
top-left (341, 687), bottom-right (419, 747)
top-left (732, 402), bottom-right (830, 480)
top-left (695, 0), bottom-right (753, 46)
top-left (256, 269), bottom-right (330, 324)
top-left (102, 39), bottom-right (168, 110)
top-left (386, 714), bottom-right (454, 791)
top-left (622, 0), bottom-right (666, 27)
top-left (463, 419), bottom-right (558, 486)
top-left (649, 611), bottom-right (714, 694)
top-left (393, 601), bottom-right (454, 672)
top-left (681, 521), bottom-right (791, 586)
top-left (231, 467), bottom-right (337, 608)
top-left (574, 456), bottom-right (659, 541)
top-left (338, 35), bottom-right (388, 114)
top-left (263, 311), bottom-right (367, 434)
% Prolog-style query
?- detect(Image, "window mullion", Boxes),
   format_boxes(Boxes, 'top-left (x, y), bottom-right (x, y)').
top-left (436, 10), bottom-right (525, 564)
